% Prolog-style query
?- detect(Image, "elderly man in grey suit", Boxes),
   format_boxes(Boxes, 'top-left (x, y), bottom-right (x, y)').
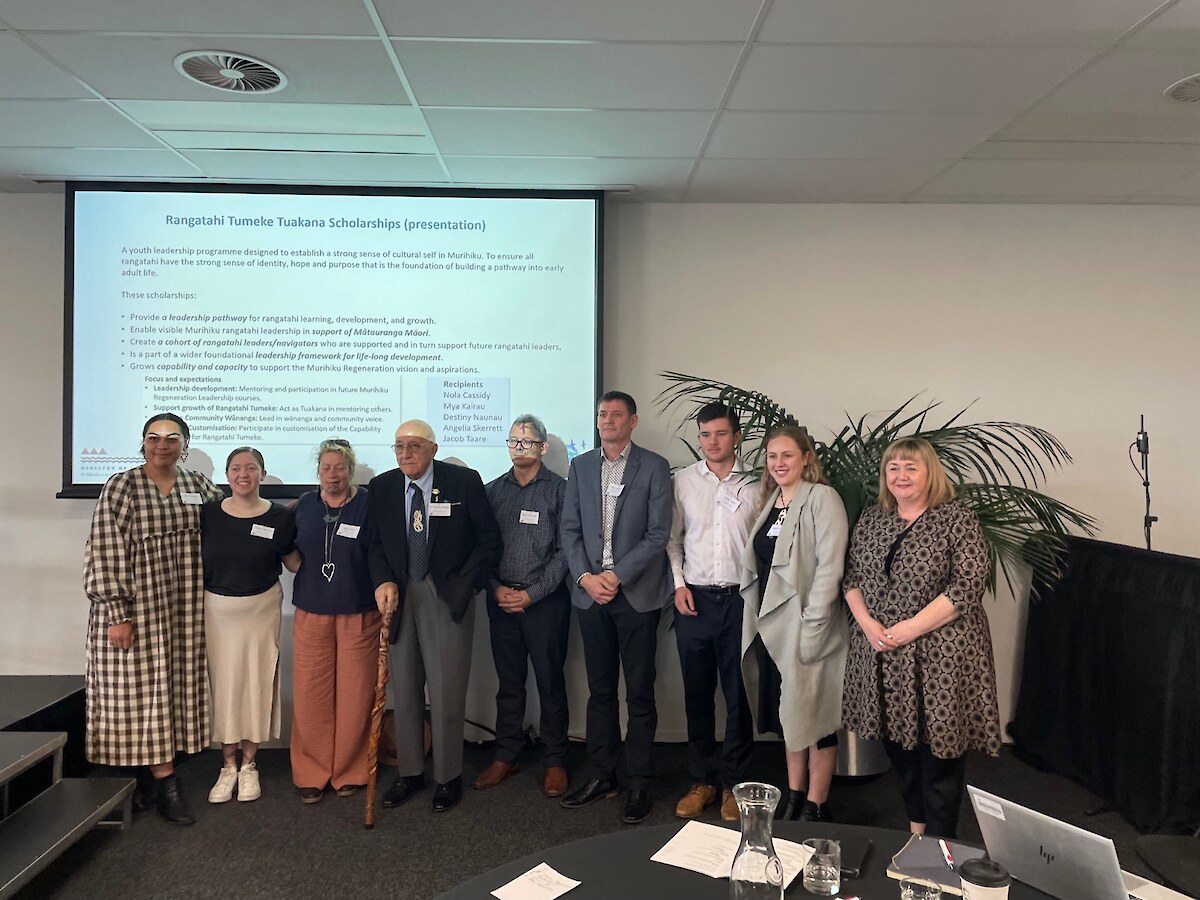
top-left (559, 390), bottom-right (673, 824)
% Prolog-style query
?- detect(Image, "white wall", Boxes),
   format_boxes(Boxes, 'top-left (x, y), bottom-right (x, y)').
top-left (3, 195), bottom-right (1197, 743)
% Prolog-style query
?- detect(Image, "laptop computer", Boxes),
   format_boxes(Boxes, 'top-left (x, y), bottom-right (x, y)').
top-left (966, 786), bottom-right (1194, 900)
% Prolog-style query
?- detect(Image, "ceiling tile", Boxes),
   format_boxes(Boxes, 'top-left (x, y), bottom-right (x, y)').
top-left (914, 158), bottom-right (1195, 200)
top-left (0, 34), bottom-right (92, 99)
top-left (757, 0), bottom-right (1163, 46)
top-left (395, 40), bottom-right (740, 110)
top-left (996, 111), bottom-right (1200, 143)
top-left (688, 158), bottom-right (953, 201)
top-left (443, 155), bottom-right (691, 191)
top-left (0, 0), bottom-right (377, 35)
top-left (728, 44), bottom-right (1098, 113)
top-left (0, 100), bottom-right (162, 148)
top-left (967, 140), bottom-right (1200, 163)
top-left (112, 100), bottom-right (429, 144)
top-left (707, 111), bottom-right (1003, 159)
top-left (0, 147), bottom-right (202, 180)
top-left (0, 177), bottom-right (64, 193)
top-left (181, 149), bottom-right (447, 183)
top-left (159, 131), bottom-right (435, 153)
top-left (1144, 166), bottom-right (1200, 198)
top-left (424, 108), bottom-right (712, 157)
top-left (1122, 2), bottom-right (1200, 49)
top-left (1035, 47), bottom-right (1200, 115)
top-left (376, 0), bottom-right (762, 41)
top-left (25, 35), bottom-right (409, 104)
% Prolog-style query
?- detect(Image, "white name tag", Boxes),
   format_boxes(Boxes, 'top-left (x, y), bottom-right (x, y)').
top-left (337, 523), bottom-right (360, 539)
top-left (767, 520), bottom-right (782, 538)
top-left (519, 509), bottom-right (540, 525)
top-left (180, 491), bottom-right (202, 506)
top-left (250, 523), bottom-right (275, 539)
top-left (605, 482), bottom-right (625, 498)
top-left (428, 502), bottom-right (452, 517)
top-left (717, 493), bottom-right (742, 512)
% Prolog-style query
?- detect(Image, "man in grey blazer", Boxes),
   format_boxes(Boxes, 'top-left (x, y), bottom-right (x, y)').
top-left (559, 390), bottom-right (673, 824)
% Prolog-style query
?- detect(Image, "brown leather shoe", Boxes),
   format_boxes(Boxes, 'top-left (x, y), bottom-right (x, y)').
top-left (472, 760), bottom-right (520, 790)
top-left (542, 766), bottom-right (568, 798)
top-left (720, 788), bottom-right (739, 821)
top-left (675, 783), bottom-right (718, 819)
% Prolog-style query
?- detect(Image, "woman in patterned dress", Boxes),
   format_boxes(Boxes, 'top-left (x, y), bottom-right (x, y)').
top-left (842, 437), bottom-right (1001, 839)
top-left (83, 413), bottom-right (223, 825)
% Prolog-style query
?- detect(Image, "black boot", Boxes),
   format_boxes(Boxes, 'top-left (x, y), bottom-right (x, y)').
top-left (799, 799), bottom-right (830, 822)
top-left (776, 788), bottom-right (806, 820)
top-left (156, 774), bottom-right (195, 826)
top-left (131, 770), bottom-right (158, 812)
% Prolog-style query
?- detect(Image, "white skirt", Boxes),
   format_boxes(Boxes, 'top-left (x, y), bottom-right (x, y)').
top-left (205, 583), bottom-right (283, 744)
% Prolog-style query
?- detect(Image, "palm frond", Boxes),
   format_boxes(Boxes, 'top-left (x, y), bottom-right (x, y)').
top-left (658, 373), bottom-right (1098, 596)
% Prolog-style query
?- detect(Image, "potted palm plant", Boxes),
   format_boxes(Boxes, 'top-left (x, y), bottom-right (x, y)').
top-left (656, 373), bottom-right (1096, 600)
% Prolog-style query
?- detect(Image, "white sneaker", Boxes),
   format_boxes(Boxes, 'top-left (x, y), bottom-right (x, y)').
top-left (238, 762), bottom-right (261, 802)
top-left (208, 766), bottom-right (237, 803)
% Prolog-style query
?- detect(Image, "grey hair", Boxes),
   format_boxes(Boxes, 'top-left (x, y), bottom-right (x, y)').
top-left (510, 413), bottom-right (548, 442)
top-left (316, 438), bottom-right (356, 478)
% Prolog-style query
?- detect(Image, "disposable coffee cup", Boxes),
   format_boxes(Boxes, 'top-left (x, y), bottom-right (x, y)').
top-left (958, 858), bottom-right (1012, 900)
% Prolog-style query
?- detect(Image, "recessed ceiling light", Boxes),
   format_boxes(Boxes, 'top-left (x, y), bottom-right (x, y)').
top-left (1164, 74), bottom-right (1200, 104)
top-left (174, 51), bottom-right (287, 94)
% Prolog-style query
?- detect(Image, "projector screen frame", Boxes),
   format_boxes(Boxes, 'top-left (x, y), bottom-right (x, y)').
top-left (59, 180), bottom-right (604, 500)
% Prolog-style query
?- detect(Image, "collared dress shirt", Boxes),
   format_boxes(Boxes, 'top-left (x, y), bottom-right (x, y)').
top-left (599, 441), bottom-right (631, 571)
top-left (486, 464), bottom-right (569, 604)
top-left (667, 458), bottom-right (759, 590)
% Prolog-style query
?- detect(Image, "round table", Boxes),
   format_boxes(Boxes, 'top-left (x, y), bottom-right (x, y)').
top-left (438, 821), bottom-right (1052, 899)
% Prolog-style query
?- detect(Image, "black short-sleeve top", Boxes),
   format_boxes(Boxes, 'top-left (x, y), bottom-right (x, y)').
top-left (201, 500), bottom-right (296, 597)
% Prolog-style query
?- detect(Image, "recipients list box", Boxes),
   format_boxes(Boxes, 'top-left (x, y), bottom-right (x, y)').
top-left (429, 377), bottom-right (510, 447)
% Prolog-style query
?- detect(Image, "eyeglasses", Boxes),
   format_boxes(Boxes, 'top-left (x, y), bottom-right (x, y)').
top-left (144, 433), bottom-right (183, 445)
top-left (325, 438), bottom-right (351, 448)
top-left (392, 441), bottom-right (431, 455)
top-left (506, 438), bottom-right (544, 450)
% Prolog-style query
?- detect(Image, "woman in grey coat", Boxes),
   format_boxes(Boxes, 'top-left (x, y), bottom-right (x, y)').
top-left (740, 426), bottom-right (849, 821)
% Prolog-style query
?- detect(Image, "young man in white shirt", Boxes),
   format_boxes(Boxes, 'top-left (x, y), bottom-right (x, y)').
top-left (668, 402), bottom-right (759, 820)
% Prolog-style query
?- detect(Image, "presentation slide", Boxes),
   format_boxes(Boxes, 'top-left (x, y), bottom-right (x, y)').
top-left (65, 185), bottom-right (601, 494)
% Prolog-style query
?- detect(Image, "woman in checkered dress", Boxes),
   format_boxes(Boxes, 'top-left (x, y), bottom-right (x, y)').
top-left (84, 413), bottom-right (223, 826)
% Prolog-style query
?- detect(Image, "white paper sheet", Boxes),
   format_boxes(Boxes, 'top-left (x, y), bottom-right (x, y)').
top-left (490, 862), bottom-right (581, 900)
top-left (650, 821), bottom-right (815, 888)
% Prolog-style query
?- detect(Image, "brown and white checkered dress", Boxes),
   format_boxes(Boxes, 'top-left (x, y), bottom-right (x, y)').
top-left (83, 466), bottom-right (223, 766)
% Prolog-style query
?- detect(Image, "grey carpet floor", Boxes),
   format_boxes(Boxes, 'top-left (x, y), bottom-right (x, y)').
top-left (18, 742), bottom-right (1157, 899)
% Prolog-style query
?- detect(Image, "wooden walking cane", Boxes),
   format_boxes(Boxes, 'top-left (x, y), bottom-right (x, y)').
top-left (364, 604), bottom-right (393, 829)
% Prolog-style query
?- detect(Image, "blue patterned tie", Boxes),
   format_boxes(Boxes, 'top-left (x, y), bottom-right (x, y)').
top-left (408, 484), bottom-right (429, 581)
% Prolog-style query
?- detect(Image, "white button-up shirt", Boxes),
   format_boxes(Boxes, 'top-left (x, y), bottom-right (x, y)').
top-left (667, 458), bottom-right (759, 590)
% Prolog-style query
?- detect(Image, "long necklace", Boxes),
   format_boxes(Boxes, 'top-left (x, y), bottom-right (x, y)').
top-left (321, 494), bottom-right (345, 583)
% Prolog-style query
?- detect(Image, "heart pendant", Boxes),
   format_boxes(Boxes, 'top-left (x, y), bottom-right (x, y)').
top-left (321, 563), bottom-right (336, 582)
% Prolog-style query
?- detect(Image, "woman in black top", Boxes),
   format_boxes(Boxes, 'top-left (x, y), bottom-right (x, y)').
top-left (201, 447), bottom-right (298, 804)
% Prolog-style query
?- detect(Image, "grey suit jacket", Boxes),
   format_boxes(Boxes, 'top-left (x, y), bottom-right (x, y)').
top-left (560, 441), bottom-right (673, 613)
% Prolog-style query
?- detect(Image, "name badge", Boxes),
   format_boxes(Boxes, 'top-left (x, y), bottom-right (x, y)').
top-left (717, 493), bottom-right (742, 513)
top-left (250, 523), bottom-right (275, 539)
top-left (767, 520), bottom-right (782, 538)
top-left (180, 491), bottom-right (202, 506)
top-left (428, 502), bottom-right (452, 517)
top-left (519, 509), bottom-right (540, 525)
top-left (337, 523), bottom-right (360, 539)
top-left (605, 482), bottom-right (624, 498)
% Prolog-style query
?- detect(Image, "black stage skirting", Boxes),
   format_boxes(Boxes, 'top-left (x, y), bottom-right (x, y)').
top-left (1010, 537), bottom-right (1200, 833)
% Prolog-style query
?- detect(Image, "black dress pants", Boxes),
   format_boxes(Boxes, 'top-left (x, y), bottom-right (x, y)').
top-left (576, 591), bottom-right (661, 789)
top-left (674, 585), bottom-right (753, 788)
top-left (884, 739), bottom-right (968, 839)
top-left (487, 586), bottom-right (571, 767)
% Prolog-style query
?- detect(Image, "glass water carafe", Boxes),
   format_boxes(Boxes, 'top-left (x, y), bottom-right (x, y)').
top-left (729, 782), bottom-right (784, 900)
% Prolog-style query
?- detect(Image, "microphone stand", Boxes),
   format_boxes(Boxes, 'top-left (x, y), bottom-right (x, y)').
top-left (1136, 415), bottom-right (1157, 550)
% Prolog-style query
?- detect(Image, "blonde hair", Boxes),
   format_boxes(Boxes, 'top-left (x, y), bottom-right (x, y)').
top-left (878, 437), bottom-right (955, 511)
top-left (317, 438), bottom-right (356, 479)
top-left (758, 425), bottom-right (828, 512)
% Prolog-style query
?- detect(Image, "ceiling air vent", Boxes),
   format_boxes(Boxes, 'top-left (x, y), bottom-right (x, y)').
top-left (1164, 74), bottom-right (1200, 103)
top-left (174, 51), bottom-right (287, 94)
